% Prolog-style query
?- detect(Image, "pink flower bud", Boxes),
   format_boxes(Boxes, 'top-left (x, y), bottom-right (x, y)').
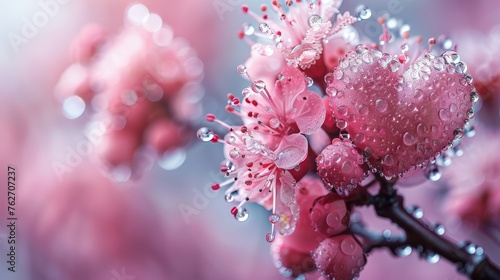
top-left (313, 235), bottom-right (366, 280)
top-left (310, 192), bottom-right (349, 237)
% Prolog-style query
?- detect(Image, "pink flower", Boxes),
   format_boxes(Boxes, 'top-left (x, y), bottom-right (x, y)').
top-left (55, 4), bottom-right (204, 177)
top-left (204, 66), bottom-right (325, 240)
top-left (240, 0), bottom-right (359, 85)
top-left (443, 127), bottom-right (500, 226)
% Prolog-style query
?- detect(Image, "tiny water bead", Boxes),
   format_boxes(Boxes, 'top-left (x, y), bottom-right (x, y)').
top-left (196, 127), bottom-right (216, 142)
top-left (424, 163), bottom-right (441, 181)
top-left (355, 5), bottom-right (372, 20)
top-left (424, 251), bottom-right (441, 264)
top-left (308, 14), bottom-right (322, 27)
top-left (407, 206), bottom-right (424, 219)
top-left (396, 246), bottom-right (413, 257)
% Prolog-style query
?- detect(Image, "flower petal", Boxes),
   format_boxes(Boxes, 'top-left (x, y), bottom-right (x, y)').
top-left (275, 171), bottom-right (300, 236)
top-left (274, 134), bottom-right (308, 170)
top-left (293, 91), bottom-right (326, 135)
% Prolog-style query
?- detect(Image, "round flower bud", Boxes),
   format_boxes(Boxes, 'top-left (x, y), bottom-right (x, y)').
top-left (310, 192), bottom-right (349, 236)
top-left (313, 235), bottom-right (366, 280)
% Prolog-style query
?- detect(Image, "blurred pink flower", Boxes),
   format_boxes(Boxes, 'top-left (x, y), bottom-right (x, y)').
top-left (55, 4), bottom-right (204, 175)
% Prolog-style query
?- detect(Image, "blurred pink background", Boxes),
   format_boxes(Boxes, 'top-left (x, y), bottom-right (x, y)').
top-left (0, 0), bottom-right (499, 280)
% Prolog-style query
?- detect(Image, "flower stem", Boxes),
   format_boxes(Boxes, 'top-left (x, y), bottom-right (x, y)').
top-left (371, 178), bottom-right (500, 280)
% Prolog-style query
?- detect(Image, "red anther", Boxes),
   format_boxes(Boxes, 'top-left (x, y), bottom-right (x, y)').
top-left (260, 4), bottom-right (267, 12)
top-left (205, 113), bottom-right (216, 122)
top-left (245, 98), bottom-right (251, 103)
top-left (254, 126), bottom-right (259, 130)
top-left (228, 93), bottom-right (235, 100)
top-left (272, 1), bottom-right (278, 6)
top-left (241, 126), bottom-right (248, 133)
top-left (262, 162), bottom-right (273, 168)
top-left (211, 134), bottom-right (220, 143)
top-left (231, 207), bottom-right (238, 215)
top-left (232, 98), bottom-right (240, 105)
top-left (296, 0), bottom-right (301, 2)
top-left (398, 54), bottom-right (407, 64)
top-left (276, 31), bottom-right (282, 36)
top-left (263, 14), bottom-right (268, 20)
top-left (252, 100), bottom-right (258, 106)
top-left (247, 173), bottom-right (253, 178)
top-left (280, 14), bottom-right (286, 20)
top-left (211, 183), bottom-right (220, 191)
top-left (237, 31), bottom-right (245, 39)
top-left (428, 37), bottom-right (436, 45)
top-left (246, 162), bottom-right (253, 168)
top-left (247, 112), bottom-right (253, 117)
top-left (242, 5), bottom-right (249, 13)
top-left (225, 105), bottom-right (234, 112)
top-left (377, 17), bottom-right (386, 25)
top-left (415, 36), bottom-right (423, 43)
top-left (245, 180), bottom-right (252, 185)
top-left (220, 166), bottom-right (228, 173)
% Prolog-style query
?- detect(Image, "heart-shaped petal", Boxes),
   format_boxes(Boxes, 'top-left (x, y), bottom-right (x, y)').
top-left (327, 47), bottom-right (476, 178)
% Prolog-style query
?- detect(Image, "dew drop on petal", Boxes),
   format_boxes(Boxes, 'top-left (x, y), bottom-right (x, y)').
top-left (235, 208), bottom-right (249, 222)
top-left (237, 64), bottom-right (247, 74)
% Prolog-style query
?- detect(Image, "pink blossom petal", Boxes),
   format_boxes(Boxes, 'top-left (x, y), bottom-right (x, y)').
top-left (293, 90), bottom-right (326, 135)
top-left (275, 172), bottom-right (300, 236)
top-left (274, 134), bottom-right (308, 170)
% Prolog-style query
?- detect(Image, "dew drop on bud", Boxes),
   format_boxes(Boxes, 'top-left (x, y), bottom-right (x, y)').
top-left (443, 51), bottom-right (460, 64)
top-left (464, 125), bottom-right (476, 137)
top-left (425, 163), bottom-right (441, 181)
top-left (197, 127), bottom-right (215, 142)
top-left (308, 14), bottom-right (322, 27)
top-left (355, 5), bottom-right (372, 20)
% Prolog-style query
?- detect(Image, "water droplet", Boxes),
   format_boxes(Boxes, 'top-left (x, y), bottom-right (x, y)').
top-left (235, 208), bottom-right (249, 222)
top-left (425, 252), bottom-right (440, 264)
top-left (340, 130), bottom-right (351, 140)
top-left (438, 109), bottom-right (451, 121)
top-left (306, 76), bottom-right (314, 87)
top-left (396, 246), bottom-right (412, 257)
top-left (237, 65), bottom-right (247, 74)
top-left (414, 89), bottom-right (424, 99)
top-left (269, 214), bottom-right (280, 224)
top-left (355, 44), bottom-right (369, 55)
top-left (158, 148), bottom-right (187, 170)
top-left (229, 148), bottom-right (240, 159)
top-left (197, 127), bottom-right (215, 142)
top-left (408, 206), bottom-right (424, 219)
top-left (266, 232), bottom-right (275, 242)
top-left (242, 23), bottom-right (255, 35)
top-left (384, 154), bottom-right (395, 166)
top-left (399, 24), bottom-right (410, 38)
top-left (425, 163), bottom-right (441, 181)
top-left (308, 14), bottom-right (322, 27)
top-left (388, 60), bottom-right (400, 72)
top-left (436, 154), bottom-right (451, 166)
top-left (455, 62), bottom-right (467, 74)
top-left (340, 238), bottom-right (357, 255)
top-left (355, 5), bottom-right (372, 20)
top-left (337, 105), bottom-right (348, 116)
top-left (401, 43), bottom-right (409, 53)
top-left (270, 118), bottom-right (281, 128)
top-left (111, 165), bottom-right (132, 182)
top-left (434, 224), bottom-right (445, 235)
top-left (259, 22), bottom-right (270, 33)
top-left (251, 80), bottom-right (267, 92)
top-left (403, 132), bottom-right (416, 146)
top-left (334, 69), bottom-right (344, 80)
top-left (443, 51), bottom-right (460, 64)
top-left (336, 119), bottom-right (347, 129)
top-left (375, 99), bottom-right (388, 112)
top-left (464, 125), bottom-right (476, 137)
top-left (225, 192), bottom-right (234, 202)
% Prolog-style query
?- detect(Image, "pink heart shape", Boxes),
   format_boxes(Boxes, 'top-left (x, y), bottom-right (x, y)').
top-left (326, 46), bottom-right (477, 178)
